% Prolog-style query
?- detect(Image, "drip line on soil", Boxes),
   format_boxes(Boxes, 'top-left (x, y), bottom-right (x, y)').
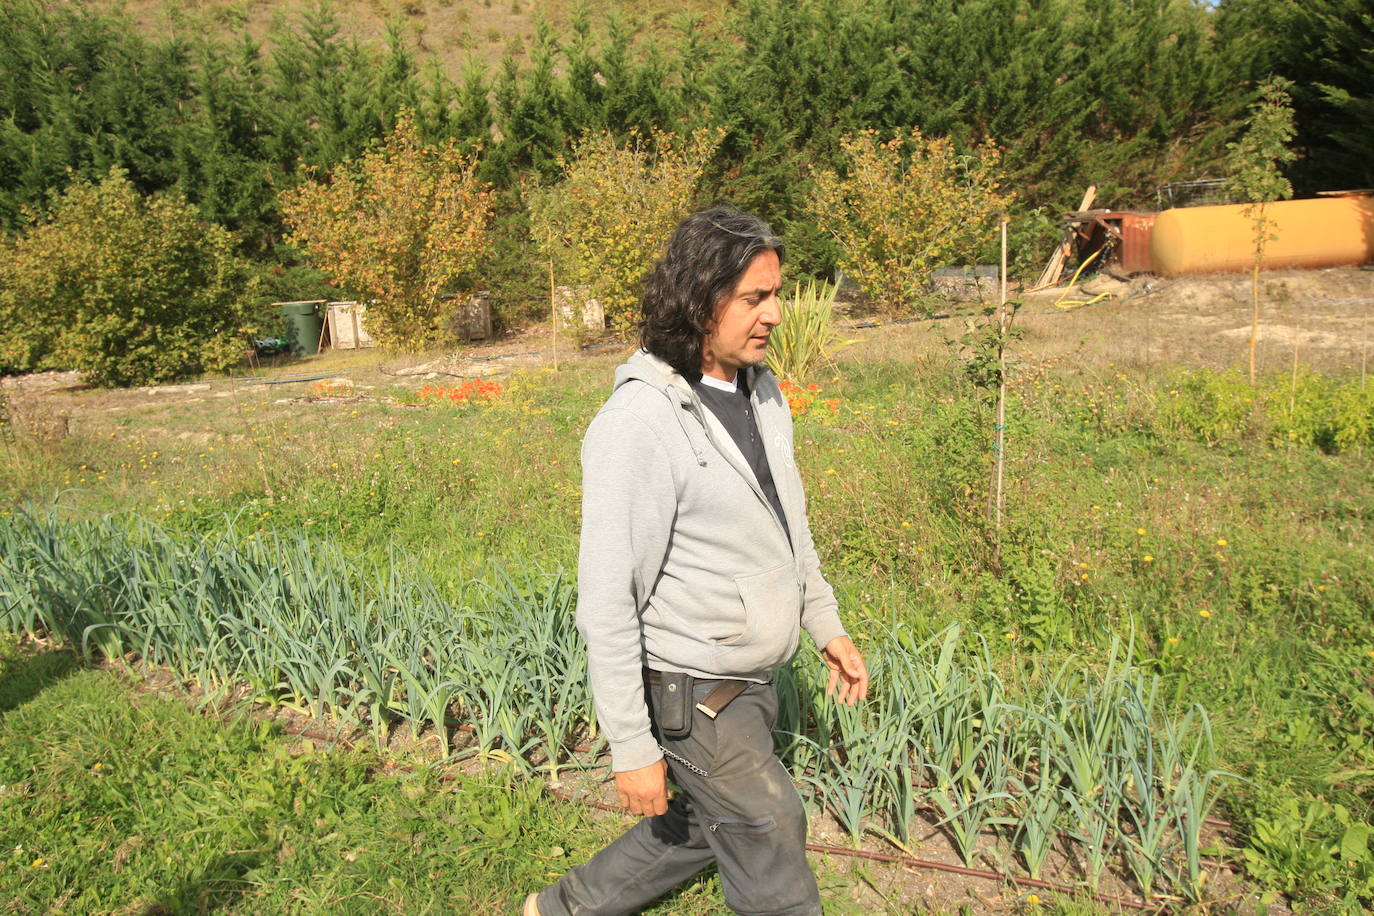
top-left (545, 785), bottom-right (1167, 912)
top-left (272, 719), bottom-right (1219, 911)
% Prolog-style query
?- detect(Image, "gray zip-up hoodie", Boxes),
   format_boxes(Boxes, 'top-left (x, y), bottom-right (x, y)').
top-left (577, 349), bottom-right (848, 772)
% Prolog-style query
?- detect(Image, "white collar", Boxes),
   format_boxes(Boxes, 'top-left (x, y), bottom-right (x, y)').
top-left (698, 372), bottom-right (738, 393)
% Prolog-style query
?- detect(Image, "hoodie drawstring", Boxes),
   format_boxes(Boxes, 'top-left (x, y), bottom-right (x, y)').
top-left (674, 393), bottom-right (708, 466)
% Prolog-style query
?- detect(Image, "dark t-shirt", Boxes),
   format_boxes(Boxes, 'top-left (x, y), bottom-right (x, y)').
top-left (689, 372), bottom-right (792, 546)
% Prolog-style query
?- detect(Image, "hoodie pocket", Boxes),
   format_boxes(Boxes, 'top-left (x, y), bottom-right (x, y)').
top-left (715, 563), bottom-right (802, 672)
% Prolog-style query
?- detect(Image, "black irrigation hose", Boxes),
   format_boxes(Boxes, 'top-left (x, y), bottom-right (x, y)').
top-left (271, 719), bottom-right (1227, 912)
top-left (837, 313), bottom-right (952, 330)
top-left (242, 374), bottom-right (337, 386)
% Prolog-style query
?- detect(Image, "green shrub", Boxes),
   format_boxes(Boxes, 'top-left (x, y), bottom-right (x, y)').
top-left (1263, 369), bottom-right (1374, 453)
top-left (1153, 367), bottom-right (1373, 453)
top-left (809, 129), bottom-right (1012, 313)
top-left (0, 169), bottom-right (255, 387)
top-left (1157, 369), bottom-right (1260, 445)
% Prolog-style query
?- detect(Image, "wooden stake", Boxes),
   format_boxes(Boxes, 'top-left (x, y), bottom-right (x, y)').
top-left (1248, 204), bottom-right (1267, 385)
top-left (549, 259), bottom-right (558, 373)
top-left (316, 310), bottom-right (329, 354)
top-left (1362, 309), bottom-right (1369, 392)
top-left (1289, 292), bottom-right (1299, 422)
top-left (993, 217), bottom-right (1009, 563)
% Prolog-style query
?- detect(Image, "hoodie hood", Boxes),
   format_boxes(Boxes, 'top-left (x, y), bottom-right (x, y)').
top-left (614, 349), bottom-right (767, 403)
top-left (614, 350), bottom-right (691, 400)
top-left (614, 350), bottom-right (773, 469)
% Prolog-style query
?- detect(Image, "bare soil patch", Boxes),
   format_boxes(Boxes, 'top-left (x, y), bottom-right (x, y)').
top-left (1008, 267), bottom-right (1374, 375)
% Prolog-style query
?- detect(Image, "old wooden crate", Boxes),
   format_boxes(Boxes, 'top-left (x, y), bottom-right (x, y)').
top-left (326, 301), bottom-right (375, 349)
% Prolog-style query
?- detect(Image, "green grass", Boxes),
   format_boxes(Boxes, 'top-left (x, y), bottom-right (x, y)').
top-left (0, 636), bottom-right (909, 915)
top-left (0, 639), bottom-right (563, 914)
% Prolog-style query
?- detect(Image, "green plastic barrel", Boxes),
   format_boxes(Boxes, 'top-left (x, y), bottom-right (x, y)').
top-left (277, 301), bottom-right (324, 356)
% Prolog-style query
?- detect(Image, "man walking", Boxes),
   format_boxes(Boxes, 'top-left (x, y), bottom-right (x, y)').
top-left (528, 206), bottom-right (868, 916)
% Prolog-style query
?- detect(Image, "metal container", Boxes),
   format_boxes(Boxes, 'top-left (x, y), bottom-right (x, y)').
top-left (1150, 196), bottom-right (1374, 276)
top-left (1117, 212), bottom-right (1157, 275)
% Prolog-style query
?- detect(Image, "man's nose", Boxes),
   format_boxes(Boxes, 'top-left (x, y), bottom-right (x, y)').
top-left (760, 295), bottom-right (782, 328)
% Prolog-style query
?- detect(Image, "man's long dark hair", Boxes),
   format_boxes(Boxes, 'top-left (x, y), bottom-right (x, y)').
top-left (639, 205), bottom-right (784, 376)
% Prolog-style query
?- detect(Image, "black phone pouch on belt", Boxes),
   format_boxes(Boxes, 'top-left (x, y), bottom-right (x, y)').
top-left (653, 671), bottom-right (694, 739)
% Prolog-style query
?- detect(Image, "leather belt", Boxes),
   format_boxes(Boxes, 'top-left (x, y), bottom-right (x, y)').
top-left (644, 669), bottom-right (753, 719)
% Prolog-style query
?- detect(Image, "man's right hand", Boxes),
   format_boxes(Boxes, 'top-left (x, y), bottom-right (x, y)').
top-left (614, 759), bottom-right (670, 816)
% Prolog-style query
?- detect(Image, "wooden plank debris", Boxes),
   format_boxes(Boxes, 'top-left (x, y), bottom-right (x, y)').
top-left (1034, 185), bottom-right (1097, 289)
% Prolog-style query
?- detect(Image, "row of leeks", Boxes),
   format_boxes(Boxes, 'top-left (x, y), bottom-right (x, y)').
top-left (0, 508), bottom-right (1230, 901)
top-left (778, 626), bottom-right (1227, 901)
top-left (0, 507), bottom-right (590, 780)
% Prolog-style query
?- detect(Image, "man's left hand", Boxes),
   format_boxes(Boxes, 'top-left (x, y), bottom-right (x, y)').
top-left (821, 636), bottom-right (869, 705)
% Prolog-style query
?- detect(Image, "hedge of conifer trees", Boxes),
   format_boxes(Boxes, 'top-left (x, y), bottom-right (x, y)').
top-left (2, 0), bottom-right (1369, 295)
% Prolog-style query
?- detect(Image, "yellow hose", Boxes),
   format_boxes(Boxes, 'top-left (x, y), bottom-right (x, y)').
top-left (1054, 246), bottom-right (1109, 310)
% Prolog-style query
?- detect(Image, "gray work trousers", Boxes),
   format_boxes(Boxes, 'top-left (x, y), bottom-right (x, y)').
top-left (536, 678), bottom-right (822, 915)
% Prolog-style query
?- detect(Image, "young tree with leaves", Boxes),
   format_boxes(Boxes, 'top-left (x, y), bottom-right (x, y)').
top-left (1223, 77), bottom-right (1296, 383)
top-left (527, 129), bottom-right (719, 334)
top-left (280, 114), bottom-right (496, 347)
top-left (810, 128), bottom-right (1012, 312)
top-left (0, 169), bottom-right (255, 386)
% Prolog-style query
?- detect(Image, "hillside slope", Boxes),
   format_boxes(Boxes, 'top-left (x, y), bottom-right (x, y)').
top-left (89, 0), bottom-right (725, 79)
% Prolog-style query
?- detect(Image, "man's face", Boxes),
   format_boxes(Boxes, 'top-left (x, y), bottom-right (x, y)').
top-left (701, 249), bottom-right (783, 381)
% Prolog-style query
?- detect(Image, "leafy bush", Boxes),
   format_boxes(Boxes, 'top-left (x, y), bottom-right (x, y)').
top-left (1262, 369), bottom-right (1374, 453)
top-left (1152, 367), bottom-right (1374, 453)
top-left (1242, 793), bottom-right (1374, 909)
top-left (0, 169), bottom-right (255, 387)
top-left (809, 129), bottom-right (1012, 312)
top-left (280, 113), bottom-right (496, 348)
top-left (527, 129), bottom-right (719, 335)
